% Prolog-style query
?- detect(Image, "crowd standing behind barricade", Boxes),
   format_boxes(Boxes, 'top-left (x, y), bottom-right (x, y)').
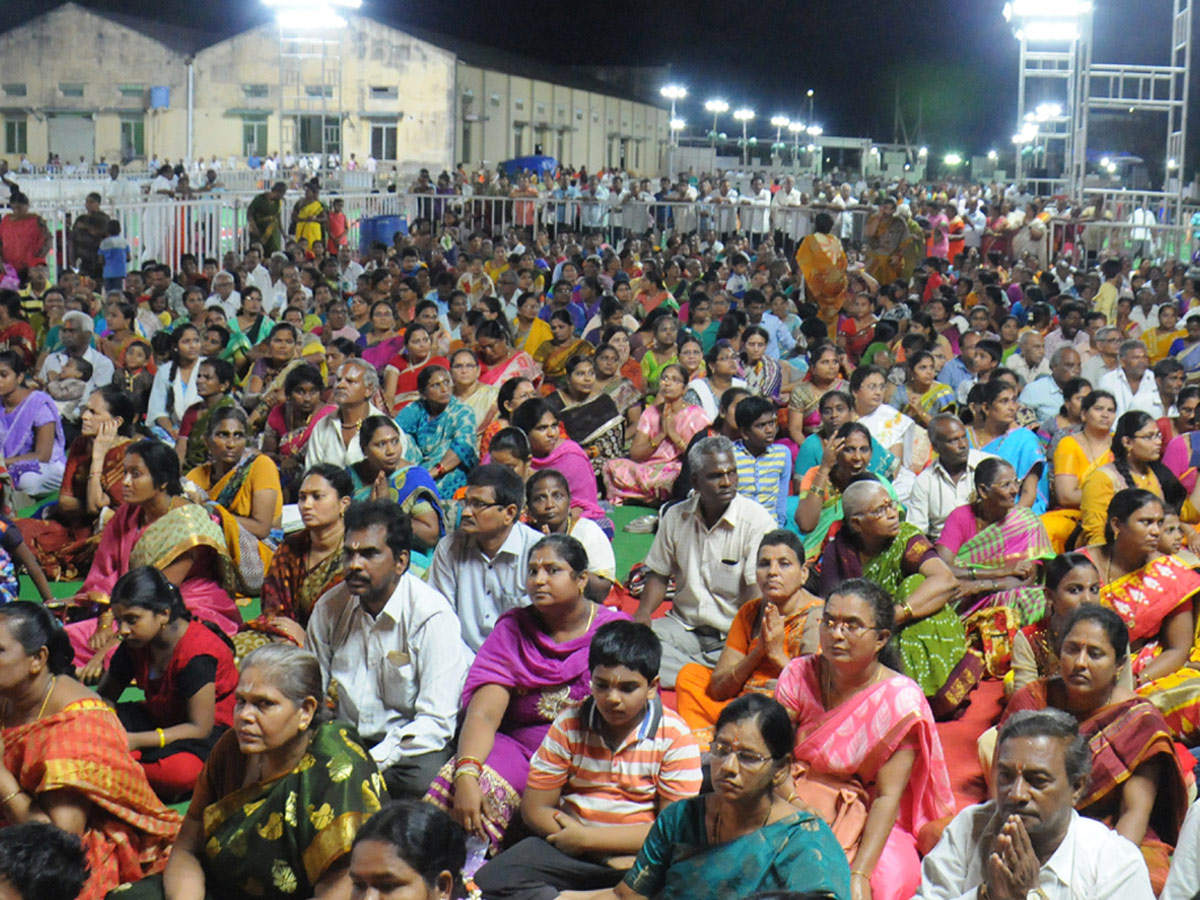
top-left (4, 158), bottom-right (1200, 900)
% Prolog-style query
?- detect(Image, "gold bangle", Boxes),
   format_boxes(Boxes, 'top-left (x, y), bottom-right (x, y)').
top-left (899, 599), bottom-right (914, 619)
top-left (851, 870), bottom-right (871, 879)
top-left (156, 727), bottom-right (166, 748)
top-left (0, 787), bottom-right (21, 806)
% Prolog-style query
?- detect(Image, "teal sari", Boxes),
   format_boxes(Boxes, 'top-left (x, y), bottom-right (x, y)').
top-left (624, 796), bottom-right (850, 900)
top-left (393, 397), bottom-right (478, 496)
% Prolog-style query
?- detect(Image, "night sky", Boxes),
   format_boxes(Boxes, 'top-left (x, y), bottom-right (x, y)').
top-left (6, 0), bottom-right (1185, 159)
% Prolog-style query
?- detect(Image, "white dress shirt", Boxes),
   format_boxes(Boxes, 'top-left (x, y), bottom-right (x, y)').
top-left (39, 345), bottom-right (114, 402)
top-left (771, 188), bottom-right (804, 236)
top-left (206, 290), bottom-right (241, 319)
top-left (915, 802), bottom-right (1153, 900)
top-left (741, 188), bottom-right (772, 234)
top-left (1161, 798), bottom-right (1200, 900)
top-left (644, 493), bottom-right (776, 636)
top-left (305, 404), bottom-right (384, 469)
top-left (245, 264), bottom-right (273, 298)
top-left (427, 522), bottom-right (544, 652)
top-left (306, 573), bottom-right (471, 768)
top-left (1098, 366), bottom-right (1164, 420)
top-left (906, 449), bottom-right (997, 540)
top-left (1129, 304), bottom-right (1161, 335)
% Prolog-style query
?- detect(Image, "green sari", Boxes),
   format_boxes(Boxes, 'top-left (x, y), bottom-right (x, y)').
top-left (623, 796), bottom-right (850, 900)
top-left (119, 722), bottom-right (384, 900)
top-left (819, 521), bottom-right (979, 717)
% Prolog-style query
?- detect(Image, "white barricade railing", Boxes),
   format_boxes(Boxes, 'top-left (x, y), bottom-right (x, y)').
top-left (27, 193), bottom-right (880, 275)
top-left (1046, 217), bottom-right (1193, 267)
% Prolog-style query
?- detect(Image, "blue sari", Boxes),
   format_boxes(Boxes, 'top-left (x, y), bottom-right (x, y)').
top-left (348, 463), bottom-right (445, 572)
top-left (970, 426), bottom-right (1047, 513)
top-left (393, 397), bottom-right (478, 495)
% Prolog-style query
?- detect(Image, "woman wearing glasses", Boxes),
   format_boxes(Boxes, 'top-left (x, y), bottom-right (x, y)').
top-left (934, 457), bottom-right (1055, 624)
top-left (598, 694), bottom-right (850, 900)
top-left (1080, 411), bottom-right (1193, 547)
top-left (817, 480), bottom-right (972, 719)
top-left (774, 578), bottom-right (954, 900)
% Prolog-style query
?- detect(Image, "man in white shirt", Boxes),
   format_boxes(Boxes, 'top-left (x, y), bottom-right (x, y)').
top-left (38, 311), bottom-right (114, 407)
top-left (306, 361), bottom-right (384, 468)
top-left (771, 175), bottom-right (804, 255)
top-left (1128, 288), bottom-right (1161, 335)
top-left (308, 501), bottom-right (471, 799)
top-left (242, 247), bottom-right (273, 298)
top-left (634, 437), bottom-right (776, 687)
top-left (915, 708), bottom-right (1153, 900)
top-left (961, 198), bottom-right (987, 252)
top-left (1099, 341), bottom-right (1162, 419)
top-left (907, 415), bottom-right (996, 540)
top-left (1006, 332), bottom-right (1050, 388)
top-left (427, 464), bottom-right (544, 652)
top-left (206, 271), bottom-right (242, 319)
top-left (1081, 326), bottom-right (1122, 386)
top-left (336, 244), bottom-right (364, 295)
top-left (740, 175), bottom-right (772, 245)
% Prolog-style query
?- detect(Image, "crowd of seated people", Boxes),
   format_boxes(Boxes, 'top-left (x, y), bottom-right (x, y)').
top-left (10, 179), bottom-right (1200, 900)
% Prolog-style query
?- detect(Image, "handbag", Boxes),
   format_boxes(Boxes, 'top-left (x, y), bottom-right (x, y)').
top-left (789, 761), bottom-right (870, 862)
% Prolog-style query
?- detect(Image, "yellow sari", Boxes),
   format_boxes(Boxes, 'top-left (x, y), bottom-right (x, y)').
top-left (187, 452), bottom-right (283, 598)
top-left (293, 199), bottom-right (326, 247)
top-left (1041, 432), bottom-right (1113, 552)
top-left (795, 232), bottom-right (849, 339)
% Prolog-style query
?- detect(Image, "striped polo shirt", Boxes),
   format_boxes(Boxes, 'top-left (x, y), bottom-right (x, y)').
top-left (527, 697), bottom-right (702, 827)
top-left (732, 440), bottom-right (791, 526)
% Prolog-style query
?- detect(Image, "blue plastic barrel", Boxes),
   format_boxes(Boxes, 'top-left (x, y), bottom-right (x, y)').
top-left (148, 86), bottom-right (170, 109)
top-left (359, 215), bottom-right (407, 255)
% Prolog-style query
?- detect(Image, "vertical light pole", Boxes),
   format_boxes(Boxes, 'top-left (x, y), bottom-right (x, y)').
top-left (660, 84), bottom-right (687, 147)
top-left (704, 99), bottom-right (728, 147)
top-left (787, 120), bottom-right (804, 166)
top-left (770, 115), bottom-right (790, 165)
top-left (734, 107), bottom-right (754, 167)
top-left (806, 88), bottom-right (815, 131)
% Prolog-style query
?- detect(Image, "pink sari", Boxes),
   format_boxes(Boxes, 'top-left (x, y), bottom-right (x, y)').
top-left (479, 350), bottom-right (542, 388)
top-left (775, 655), bottom-right (954, 900)
top-left (67, 503), bottom-right (242, 666)
top-left (601, 404), bottom-right (711, 504)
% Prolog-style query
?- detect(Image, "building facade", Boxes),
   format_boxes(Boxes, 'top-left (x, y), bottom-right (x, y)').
top-left (0, 3), bottom-right (669, 175)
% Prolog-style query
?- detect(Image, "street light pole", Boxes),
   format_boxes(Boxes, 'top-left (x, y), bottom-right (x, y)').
top-left (770, 115), bottom-right (790, 165)
top-left (733, 108), bottom-right (754, 167)
top-left (660, 85), bottom-right (687, 148)
top-left (704, 99), bottom-right (728, 148)
top-left (806, 88), bottom-right (814, 132)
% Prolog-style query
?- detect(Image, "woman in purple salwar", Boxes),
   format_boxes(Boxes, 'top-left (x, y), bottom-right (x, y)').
top-left (0, 349), bottom-right (66, 495)
top-left (425, 533), bottom-right (628, 858)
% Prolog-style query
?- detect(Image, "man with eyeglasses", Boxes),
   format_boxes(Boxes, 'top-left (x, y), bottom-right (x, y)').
top-left (1099, 341), bottom-right (1164, 420)
top-left (634, 435), bottom-right (776, 689)
top-left (428, 463), bottom-right (543, 652)
top-left (37, 310), bottom-right (114, 406)
top-left (1081, 326), bottom-right (1122, 387)
top-left (308, 500), bottom-right (471, 799)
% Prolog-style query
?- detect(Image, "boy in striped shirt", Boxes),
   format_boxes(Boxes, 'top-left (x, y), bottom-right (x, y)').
top-left (475, 621), bottom-right (702, 900)
top-left (732, 396), bottom-right (792, 526)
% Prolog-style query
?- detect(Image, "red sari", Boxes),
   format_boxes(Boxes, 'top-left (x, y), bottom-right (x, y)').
top-left (2, 698), bottom-right (181, 900)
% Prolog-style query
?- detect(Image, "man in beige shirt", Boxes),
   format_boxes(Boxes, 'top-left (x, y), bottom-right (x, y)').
top-left (634, 436), bottom-right (776, 687)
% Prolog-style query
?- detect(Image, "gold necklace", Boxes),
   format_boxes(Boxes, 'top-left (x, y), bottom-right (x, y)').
top-left (35, 676), bottom-right (55, 721)
top-left (711, 797), bottom-right (773, 844)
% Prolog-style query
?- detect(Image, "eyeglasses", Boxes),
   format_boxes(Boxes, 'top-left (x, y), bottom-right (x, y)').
top-left (1133, 430), bottom-right (1163, 442)
top-left (461, 497), bottom-right (506, 512)
top-left (864, 500), bottom-right (898, 518)
top-left (819, 615), bottom-right (877, 637)
top-left (709, 741), bottom-right (775, 769)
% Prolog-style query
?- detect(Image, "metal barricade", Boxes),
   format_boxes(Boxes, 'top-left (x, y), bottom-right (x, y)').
top-left (1046, 217), bottom-right (1193, 266)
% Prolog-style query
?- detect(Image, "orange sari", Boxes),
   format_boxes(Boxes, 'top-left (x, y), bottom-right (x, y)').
top-left (796, 232), bottom-right (849, 339)
top-left (2, 698), bottom-right (181, 900)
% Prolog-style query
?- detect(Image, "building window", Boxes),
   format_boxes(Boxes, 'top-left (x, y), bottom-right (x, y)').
top-left (513, 124), bottom-right (524, 157)
top-left (514, 98), bottom-right (525, 111)
top-left (305, 85), bottom-right (334, 99)
top-left (298, 114), bottom-right (340, 154)
top-left (59, 83), bottom-right (85, 98)
top-left (120, 118), bottom-right (144, 158)
top-left (4, 119), bottom-right (27, 155)
top-left (489, 93), bottom-right (500, 106)
top-left (2, 84), bottom-right (26, 98)
top-left (369, 86), bottom-right (398, 100)
top-left (242, 116), bottom-right (268, 156)
top-left (243, 84), bottom-right (269, 99)
top-left (117, 84), bottom-right (145, 97)
top-left (370, 122), bottom-right (397, 160)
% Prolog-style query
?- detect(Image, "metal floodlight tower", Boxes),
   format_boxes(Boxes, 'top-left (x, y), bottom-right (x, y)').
top-left (1005, 0), bottom-right (1192, 220)
top-left (704, 99), bottom-right (729, 146)
top-left (660, 85), bottom-right (687, 148)
top-left (733, 108), bottom-right (755, 166)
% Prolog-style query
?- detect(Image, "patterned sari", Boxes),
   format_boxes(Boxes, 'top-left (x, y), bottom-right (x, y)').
top-left (266, 401), bottom-right (337, 460)
top-left (602, 404), bottom-right (711, 504)
top-left (534, 338), bottom-right (593, 391)
top-left (260, 529), bottom-right (344, 627)
top-left (67, 502), bottom-right (243, 666)
top-left (819, 522), bottom-right (980, 717)
top-left (348, 462), bottom-right (444, 543)
top-left (2, 698), bottom-right (181, 900)
top-left (1004, 681), bottom-right (1187, 892)
top-left (393, 397), bottom-right (478, 495)
top-left (776, 655), bottom-right (954, 900)
top-left (121, 722), bottom-right (383, 900)
top-left (796, 231), bottom-right (849, 339)
top-left (795, 466), bottom-right (898, 564)
top-left (187, 451), bottom-right (283, 597)
top-left (944, 506), bottom-right (1056, 623)
top-left (864, 213), bottom-right (912, 285)
top-left (16, 435), bottom-right (130, 579)
top-left (180, 396), bottom-right (235, 470)
top-left (479, 350), bottom-right (542, 388)
top-left (743, 356), bottom-right (783, 400)
top-left (545, 391), bottom-right (625, 476)
top-left (426, 604), bottom-right (628, 855)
